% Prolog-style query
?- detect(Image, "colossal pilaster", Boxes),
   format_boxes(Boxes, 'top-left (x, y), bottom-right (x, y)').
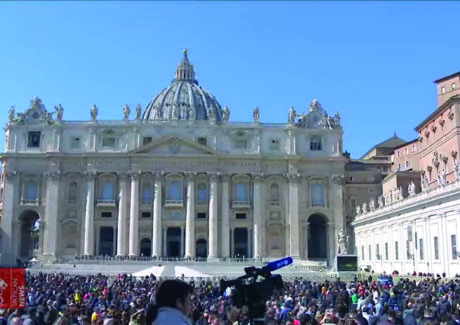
top-left (43, 171), bottom-right (60, 258)
top-left (288, 173), bottom-right (300, 258)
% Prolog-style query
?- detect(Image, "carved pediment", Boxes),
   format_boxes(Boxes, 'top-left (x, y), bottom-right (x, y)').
top-left (131, 136), bottom-right (218, 155)
top-left (10, 97), bottom-right (56, 126)
top-left (296, 99), bottom-right (341, 129)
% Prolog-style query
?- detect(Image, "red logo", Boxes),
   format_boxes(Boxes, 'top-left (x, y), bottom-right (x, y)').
top-left (0, 268), bottom-right (26, 309)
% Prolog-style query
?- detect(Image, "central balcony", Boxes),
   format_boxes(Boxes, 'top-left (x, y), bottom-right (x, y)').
top-left (96, 199), bottom-right (116, 207)
top-left (165, 199), bottom-right (184, 208)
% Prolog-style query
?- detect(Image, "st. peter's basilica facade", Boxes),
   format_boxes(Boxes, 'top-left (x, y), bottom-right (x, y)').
top-left (0, 51), bottom-right (346, 265)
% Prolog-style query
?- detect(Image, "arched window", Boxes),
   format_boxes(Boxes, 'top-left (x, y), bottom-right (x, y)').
top-left (270, 184), bottom-right (280, 204)
top-left (197, 183), bottom-right (207, 203)
top-left (311, 183), bottom-right (324, 207)
top-left (68, 182), bottom-right (78, 203)
top-left (25, 182), bottom-right (38, 201)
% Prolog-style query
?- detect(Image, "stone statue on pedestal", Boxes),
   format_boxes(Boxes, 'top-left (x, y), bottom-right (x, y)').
top-left (253, 107), bottom-right (260, 123)
top-left (135, 104), bottom-right (141, 120)
top-left (123, 105), bottom-right (130, 120)
top-left (378, 195), bottom-right (384, 208)
top-left (8, 106), bottom-right (15, 122)
top-left (288, 107), bottom-right (296, 124)
top-left (90, 105), bottom-right (98, 121)
top-left (55, 104), bottom-right (63, 122)
top-left (337, 229), bottom-right (349, 255)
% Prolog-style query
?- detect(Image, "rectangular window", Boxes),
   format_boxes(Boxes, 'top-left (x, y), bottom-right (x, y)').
top-left (236, 213), bottom-right (247, 220)
top-left (70, 137), bottom-right (81, 149)
top-left (361, 245), bottom-right (364, 260)
top-left (405, 161), bottom-right (410, 168)
top-left (27, 131), bottom-right (41, 147)
top-left (101, 211), bottom-right (112, 218)
top-left (233, 139), bottom-right (248, 149)
top-left (405, 148), bottom-right (408, 155)
top-left (269, 139), bottom-right (280, 151)
top-left (385, 242), bottom-right (389, 260)
top-left (311, 183), bottom-right (324, 207)
top-left (376, 244), bottom-right (380, 260)
top-left (141, 212), bottom-right (151, 219)
top-left (419, 238), bottom-right (424, 260)
top-left (434, 236), bottom-right (439, 260)
top-left (102, 137), bottom-right (116, 147)
top-left (412, 144), bottom-right (416, 152)
top-left (397, 151), bottom-right (400, 158)
top-left (451, 235), bottom-right (457, 260)
top-left (395, 241), bottom-right (399, 260)
top-left (143, 137), bottom-right (152, 145)
top-left (310, 136), bottom-right (322, 151)
top-left (368, 245), bottom-right (372, 260)
top-left (197, 212), bottom-right (207, 219)
top-left (197, 137), bottom-right (207, 146)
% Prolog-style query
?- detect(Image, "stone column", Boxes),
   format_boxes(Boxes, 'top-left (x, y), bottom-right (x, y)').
top-left (128, 172), bottom-right (140, 257)
top-left (42, 171), bottom-right (60, 258)
top-left (208, 173), bottom-right (219, 259)
top-left (162, 228), bottom-right (167, 257)
top-left (1, 171), bottom-right (18, 258)
top-left (180, 227), bottom-right (185, 257)
top-left (152, 173), bottom-right (163, 257)
top-left (84, 172), bottom-right (96, 256)
top-left (117, 173), bottom-right (129, 257)
top-left (252, 173), bottom-right (264, 259)
top-left (230, 228), bottom-right (234, 258)
top-left (288, 173), bottom-right (300, 258)
top-left (331, 174), bottom-right (345, 250)
top-left (221, 175), bottom-right (230, 258)
top-left (185, 172), bottom-right (195, 258)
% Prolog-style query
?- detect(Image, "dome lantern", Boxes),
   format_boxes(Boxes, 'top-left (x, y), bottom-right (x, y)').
top-left (142, 50), bottom-right (223, 122)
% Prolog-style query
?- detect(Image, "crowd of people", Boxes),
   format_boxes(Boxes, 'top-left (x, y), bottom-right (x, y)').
top-left (1, 271), bottom-right (460, 325)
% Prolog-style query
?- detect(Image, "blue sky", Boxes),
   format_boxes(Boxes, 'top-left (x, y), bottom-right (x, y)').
top-left (1, 1), bottom-right (459, 158)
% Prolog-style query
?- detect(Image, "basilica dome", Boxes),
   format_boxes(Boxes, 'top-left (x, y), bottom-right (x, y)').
top-left (142, 50), bottom-right (223, 121)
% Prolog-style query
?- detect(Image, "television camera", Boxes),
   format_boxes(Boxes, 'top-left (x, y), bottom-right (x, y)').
top-left (220, 257), bottom-right (293, 325)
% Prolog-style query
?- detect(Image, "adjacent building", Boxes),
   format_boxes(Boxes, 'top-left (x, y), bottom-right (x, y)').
top-left (353, 72), bottom-right (460, 276)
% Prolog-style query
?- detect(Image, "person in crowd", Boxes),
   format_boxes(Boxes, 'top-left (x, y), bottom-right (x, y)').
top-left (146, 280), bottom-right (193, 325)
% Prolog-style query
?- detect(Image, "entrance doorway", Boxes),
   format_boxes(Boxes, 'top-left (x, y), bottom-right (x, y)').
top-left (99, 227), bottom-right (114, 256)
top-left (19, 210), bottom-right (40, 260)
top-left (307, 214), bottom-right (327, 259)
top-left (140, 238), bottom-right (152, 257)
top-left (196, 238), bottom-right (207, 258)
top-left (167, 227), bottom-right (181, 257)
top-left (233, 228), bottom-right (248, 258)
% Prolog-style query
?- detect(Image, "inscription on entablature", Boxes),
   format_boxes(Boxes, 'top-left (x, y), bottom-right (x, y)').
top-left (132, 159), bottom-right (218, 171)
